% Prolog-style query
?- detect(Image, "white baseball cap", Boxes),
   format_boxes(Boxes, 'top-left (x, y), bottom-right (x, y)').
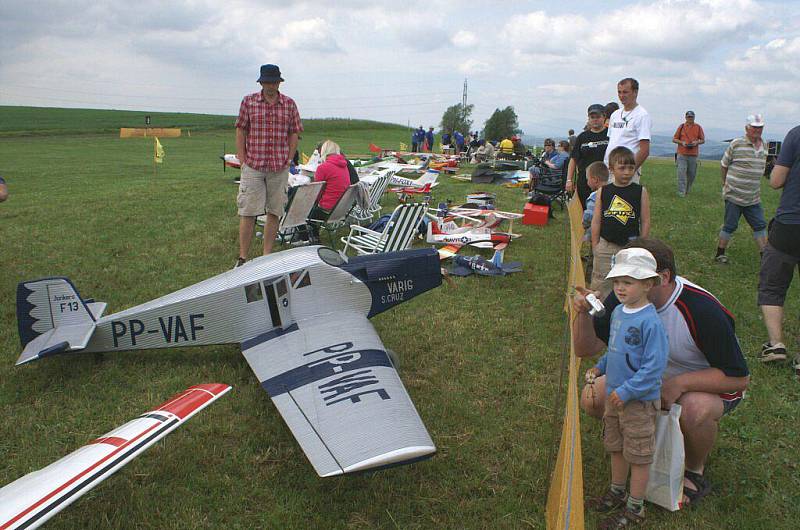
top-left (746, 114), bottom-right (765, 127)
top-left (606, 248), bottom-right (660, 281)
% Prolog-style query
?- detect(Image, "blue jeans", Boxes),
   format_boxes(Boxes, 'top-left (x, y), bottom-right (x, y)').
top-left (719, 200), bottom-right (767, 240)
top-left (676, 154), bottom-right (698, 195)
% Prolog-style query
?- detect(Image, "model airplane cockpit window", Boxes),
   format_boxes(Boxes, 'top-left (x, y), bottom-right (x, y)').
top-left (245, 282), bottom-right (263, 303)
top-left (317, 246), bottom-right (347, 266)
top-left (292, 271), bottom-right (311, 289)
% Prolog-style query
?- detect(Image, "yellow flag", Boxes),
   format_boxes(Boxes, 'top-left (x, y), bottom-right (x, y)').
top-left (399, 142), bottom-right (408, 151)
top-left (301, 152), bottom-right (309, 164)
top-left (154, 137), bottom-right (165, 164)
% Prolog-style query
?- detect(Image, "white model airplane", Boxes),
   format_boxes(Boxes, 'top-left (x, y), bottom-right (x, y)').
top-left (221, 153), bottom-right (241, 169)
top-left (15, 246), bottom-right (442, 477)
top-left (426, 219), bottom-right (514, 251)
top-left (389, 169), bottom-right (439, 189)
top-left (0, 384), bottom-right (231, 530)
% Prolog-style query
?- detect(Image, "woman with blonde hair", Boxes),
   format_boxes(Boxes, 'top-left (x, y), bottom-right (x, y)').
top-left (305, 140), bottom-right (350, 243)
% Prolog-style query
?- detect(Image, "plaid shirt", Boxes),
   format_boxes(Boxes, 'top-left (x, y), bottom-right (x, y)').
top-left (235, 91), bottom-right (303, 172)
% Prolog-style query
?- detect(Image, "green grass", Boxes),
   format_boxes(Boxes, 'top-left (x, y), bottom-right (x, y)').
top-left (0, 108), bottom-right (798, 529)
top-left (0, 105), bottom-right (411, 142)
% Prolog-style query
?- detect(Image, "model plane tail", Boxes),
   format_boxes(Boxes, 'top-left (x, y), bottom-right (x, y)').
top-left (418, 169), bottom-right (439, 186)
top-left (491, 249), bottom-right (504, 267)
top-left (16, 278), bottom-right (101, 365)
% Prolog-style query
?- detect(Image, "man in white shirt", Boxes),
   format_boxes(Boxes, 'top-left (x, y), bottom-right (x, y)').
top-left (604, 78), bottom-right (652, 183)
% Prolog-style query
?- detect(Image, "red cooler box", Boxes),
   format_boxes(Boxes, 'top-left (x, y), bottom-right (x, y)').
top-left (523, 202), bottom-right (549, 225)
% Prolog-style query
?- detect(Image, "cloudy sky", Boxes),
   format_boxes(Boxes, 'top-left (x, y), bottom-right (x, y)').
top-left (1, 0), bottom-right (798, 139)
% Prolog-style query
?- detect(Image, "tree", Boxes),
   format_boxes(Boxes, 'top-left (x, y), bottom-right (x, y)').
top-left (483, 106), bottom-right (521, 142)
top-left (439, 103), bottom-right (474, 135)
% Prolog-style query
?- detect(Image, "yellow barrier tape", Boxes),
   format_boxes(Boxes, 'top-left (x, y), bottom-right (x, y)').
top-left (546, 197), bottom-right (587, 530)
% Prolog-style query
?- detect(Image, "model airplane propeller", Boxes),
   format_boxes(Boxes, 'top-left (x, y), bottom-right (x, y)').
top-left (15, 246), bottom-right (442, 478)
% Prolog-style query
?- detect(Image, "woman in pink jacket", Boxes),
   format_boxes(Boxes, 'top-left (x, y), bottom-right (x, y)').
top-left (307, 140), bottom-right (350, 243)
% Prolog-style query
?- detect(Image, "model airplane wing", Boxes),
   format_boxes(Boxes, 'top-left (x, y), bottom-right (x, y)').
top-left (240, 311), bottom-right (435, 477)
top-left (0, 384), bottom-right (231, 530)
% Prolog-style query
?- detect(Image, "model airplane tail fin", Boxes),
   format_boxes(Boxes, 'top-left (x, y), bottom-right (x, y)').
top-left (491, 249), bottom-right (504, 267)
top-left (428, 220), bottom-right (443, 236)
top-left (16, 278), bottom-right (100, 365)
top-left (418, 169), bottom-right (439, 186)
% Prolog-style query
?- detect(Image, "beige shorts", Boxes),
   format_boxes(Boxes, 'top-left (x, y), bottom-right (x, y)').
top-left (237, 164), bottom-right (289, 217)
top-left (603, 398), bottom-right (658, 465)
top-left (591, 237), bottom-right (624, 299)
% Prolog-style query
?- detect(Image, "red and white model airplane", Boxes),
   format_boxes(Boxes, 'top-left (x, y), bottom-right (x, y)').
top-left (0, 384), bottom-right (230, 530)
top-left (426, 218), bottom-right (515, 257)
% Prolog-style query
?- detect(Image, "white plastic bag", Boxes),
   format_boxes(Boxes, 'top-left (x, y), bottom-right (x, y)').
top-left (645, 403), bottom-right (685, 511)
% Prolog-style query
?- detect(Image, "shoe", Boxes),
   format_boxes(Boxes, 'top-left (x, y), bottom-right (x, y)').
top-left (714, 254), bottom-right (729, 264)
top-left (598, 506), bottom-right (644, 529)
top-left (792, 354), bottom-right (800, 381)
top-left (587, 489), bottom-right (627, 513)
top-left (758, 342), bottom-right (787, 363)
top-left (234, 257), bottom-right (246, 268)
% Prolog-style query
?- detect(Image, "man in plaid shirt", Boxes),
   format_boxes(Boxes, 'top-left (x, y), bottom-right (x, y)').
top-left (235, 64), bottom-right (303, 266)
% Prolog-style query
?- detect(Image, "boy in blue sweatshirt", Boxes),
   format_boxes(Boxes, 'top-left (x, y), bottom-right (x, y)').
top-left (585, 247), bottom-right (668, 527)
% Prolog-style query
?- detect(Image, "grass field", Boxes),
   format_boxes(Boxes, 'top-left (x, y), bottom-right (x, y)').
top-left (0, 107), bottom-right (798, 529)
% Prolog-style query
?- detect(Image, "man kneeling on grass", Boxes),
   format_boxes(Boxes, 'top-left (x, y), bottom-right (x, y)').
top-left (585, 248), bottom-right (668, 528)
top-left (573, 238), bottom-right (749, 512)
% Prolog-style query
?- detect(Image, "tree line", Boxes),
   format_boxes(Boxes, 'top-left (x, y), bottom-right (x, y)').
top-left (439, 103), bottom-right (521, 142)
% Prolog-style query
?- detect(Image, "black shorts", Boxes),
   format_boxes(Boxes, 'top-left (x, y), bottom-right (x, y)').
top-left (758, 244), bottom-right (800, 306)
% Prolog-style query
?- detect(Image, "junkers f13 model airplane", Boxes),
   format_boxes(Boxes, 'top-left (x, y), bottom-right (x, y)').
top-left (15, 246), bottom-right (442, 478)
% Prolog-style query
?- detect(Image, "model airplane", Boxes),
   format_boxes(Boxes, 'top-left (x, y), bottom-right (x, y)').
top-left (389, 169), bottom-right (439, 189)
top-left (0, 384), bottom-right (230, 530)
top-left (388, 182), bottom-right (433, 202)
top-left (221, 153), bottom-right (241, 169)
top-left (425, 219), bottom-right (514, 251)
top-left (448, 250), bottom-right (523, 277)
top-left (15, 246), bottom-right (442, 477)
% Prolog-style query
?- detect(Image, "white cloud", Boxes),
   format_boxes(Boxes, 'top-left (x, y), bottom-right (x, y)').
top-left (726, 37), bottom-right (800, 78)
top-left (506, 0), bottom-right (760, 62)
top-left (270, 18), bottom-right (340, 52)
top-left (458, 59), bottom-right (491, 75)
top-left (451, 30), bottom-right (477, 48)
top-left (504, 12), bottom-right (588, 56)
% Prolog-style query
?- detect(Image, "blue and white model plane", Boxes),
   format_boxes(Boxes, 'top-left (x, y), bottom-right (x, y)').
top-left (15, 246), bottom-right (442, 477)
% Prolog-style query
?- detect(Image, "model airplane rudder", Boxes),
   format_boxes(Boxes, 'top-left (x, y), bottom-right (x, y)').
top-left (16, 278), bottom-right (101, 365)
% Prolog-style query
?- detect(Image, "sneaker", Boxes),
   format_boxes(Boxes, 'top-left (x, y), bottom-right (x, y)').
top-left (587, 489), bottom-right (627, 513)
top-left (791, 354), bottom-right (800, 380)
top-left (234, 257), bottom-right (246, 269)
top-left (714, 254), bottom-right (729, 264)
top-left (598, 507), bottom-right (644, 529)
top-left (759, 342), bottom-right (787, 363)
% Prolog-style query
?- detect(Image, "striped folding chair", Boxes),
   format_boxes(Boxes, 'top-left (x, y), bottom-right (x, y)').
top-left (340, 202), bottom-right (427, 256)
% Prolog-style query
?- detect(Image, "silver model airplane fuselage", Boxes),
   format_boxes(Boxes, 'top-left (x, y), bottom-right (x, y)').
top-left (16, 247), bottom-right (443, 477)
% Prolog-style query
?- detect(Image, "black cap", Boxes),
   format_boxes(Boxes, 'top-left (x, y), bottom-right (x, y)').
top-left (685, 110), bottom-right (695, 117)
top-left (258, 64), bottom-right (284, 83)
top-left (587, 104), bottom-right (605, 115)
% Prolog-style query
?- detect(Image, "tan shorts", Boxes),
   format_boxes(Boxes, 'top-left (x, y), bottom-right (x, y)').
top-left (237, 164), bottom-right (289, 217)
top-left (591, 237), bottom-right (623, 299)
top-left (603, 398), bottom-right (658, 465)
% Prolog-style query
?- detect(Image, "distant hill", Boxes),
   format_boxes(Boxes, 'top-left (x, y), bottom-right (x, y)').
top-left (0, 106), bottom-right (410, 138)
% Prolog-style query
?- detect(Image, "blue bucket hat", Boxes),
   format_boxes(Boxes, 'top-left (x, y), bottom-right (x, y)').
top-left (258, 64), bottom-right (284, 83)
